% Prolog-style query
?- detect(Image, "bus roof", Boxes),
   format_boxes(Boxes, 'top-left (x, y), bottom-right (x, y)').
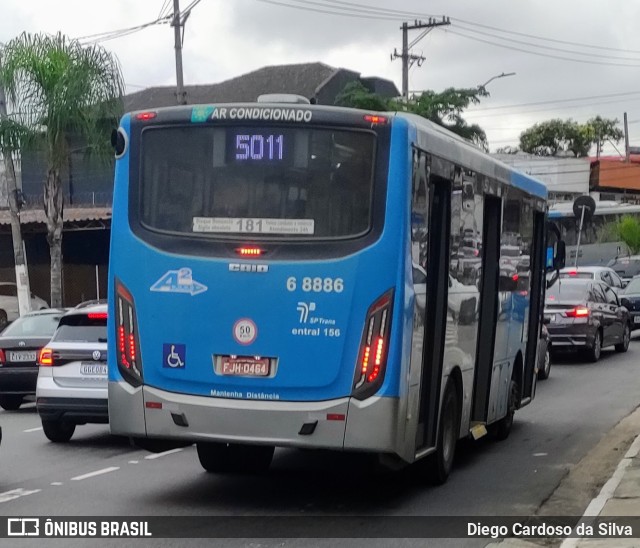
top-left (548, 200), bottom-right (640, 218)
top-left (395, 112), bottom-right (548, 200)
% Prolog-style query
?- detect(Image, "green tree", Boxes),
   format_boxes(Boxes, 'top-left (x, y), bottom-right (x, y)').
top-left (0, 32), bottom-right (124, 307)
top-left (335, 83), bottom-right (488, 150)
top-left (334, 81), bottom-right (390, 111)
top-left (519, 117), bottom-right (623, 157)
top-left (618, 215), bottom-right (640, 255)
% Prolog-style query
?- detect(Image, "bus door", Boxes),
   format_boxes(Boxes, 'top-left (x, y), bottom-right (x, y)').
top-left (522, 210), bottom-right (546, 401)
top-left (471, 195), bottom-right (502, 424)
top-left (415, 171), bottom-right (451, 450)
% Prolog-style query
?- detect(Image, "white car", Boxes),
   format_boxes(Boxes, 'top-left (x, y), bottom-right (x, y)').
top-left (0, 282), bottom-right (49, 324)
top-left (36, 303), bottom-right (108, 442)
top-left (413, 264), bottom-right (480, 324)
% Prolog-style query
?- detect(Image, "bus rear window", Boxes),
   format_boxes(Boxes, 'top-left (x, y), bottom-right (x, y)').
top-left (139, 126), bottom-right (375, 239)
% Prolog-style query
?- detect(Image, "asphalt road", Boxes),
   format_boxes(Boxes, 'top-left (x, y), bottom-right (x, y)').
top-left (1, 335), bottom-right (640, 547)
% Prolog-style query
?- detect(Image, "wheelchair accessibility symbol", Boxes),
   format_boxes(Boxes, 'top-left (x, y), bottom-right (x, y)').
top-left (163, 343), bottom-right (186, 368)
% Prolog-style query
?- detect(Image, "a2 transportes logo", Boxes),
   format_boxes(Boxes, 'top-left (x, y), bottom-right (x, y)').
top-left (150, 267), bottom-right (207, 296)
top-left (163, 343), bottom-right (186, 369)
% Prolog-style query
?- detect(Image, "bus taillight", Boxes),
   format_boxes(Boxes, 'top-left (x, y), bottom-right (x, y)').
top-left (115, 279), bottom-right (143, 387)
top-left (352, 289), bottom-right (394, 400)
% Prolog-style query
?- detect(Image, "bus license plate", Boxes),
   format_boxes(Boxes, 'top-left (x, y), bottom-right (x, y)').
top-left (220, 356), bottom-right (270, 377)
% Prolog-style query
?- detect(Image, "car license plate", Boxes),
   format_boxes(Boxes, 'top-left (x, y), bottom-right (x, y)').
top-left (219, 356), bottom-right (270, 377)
top-left (8, 351), bottom-right (37, 362)
top-left (634, 316), bottom-right (640, 324)
top-left (80, 363), bottom-right (107, 376)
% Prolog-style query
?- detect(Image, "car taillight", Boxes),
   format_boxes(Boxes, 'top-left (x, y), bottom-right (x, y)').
top-left (565, 306), bottom-right (590, 318)
top-left (38, 347), bottom-right (53, 366)
top-left (352, 289), bottom-right (394, 400)
top-left (115, 279), bottom-right (142, 386)
top-left (0, 349), bottom-right (5, 366)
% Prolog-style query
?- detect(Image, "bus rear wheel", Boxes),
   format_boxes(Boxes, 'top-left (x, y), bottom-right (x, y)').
top-left (196, 442), bottom-right (274, 474)
top-left (421, 381), bottom-right (459, 485)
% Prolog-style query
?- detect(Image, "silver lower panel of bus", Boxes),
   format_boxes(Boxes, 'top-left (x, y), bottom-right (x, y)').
top-left (108, 381), bottom-right (401, 455)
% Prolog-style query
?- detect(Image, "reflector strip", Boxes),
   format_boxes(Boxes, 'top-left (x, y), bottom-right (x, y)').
top-left (326, 414), bottom-right (346, 421)
top-left (145, 401), bottom-right (162, 409)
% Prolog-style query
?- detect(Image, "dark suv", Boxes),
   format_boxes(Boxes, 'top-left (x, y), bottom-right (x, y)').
top-left (544, 278), bottom-right (631, 362)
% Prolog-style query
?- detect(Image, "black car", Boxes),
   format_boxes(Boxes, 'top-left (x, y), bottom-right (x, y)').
top-left (544, 278), bottom-right (631, 362)
top-left (0, 309), bottom-right (66, 410)
top-left (620, 276), bottom-right (640, 331)
top-left (607, 255), bottom-right (640, 285)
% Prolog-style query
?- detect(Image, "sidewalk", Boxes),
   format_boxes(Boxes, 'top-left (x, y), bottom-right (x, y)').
top-left (561, 432), bottom-right (640, 547)
top-left (492, 433), bottom-right (640, 548)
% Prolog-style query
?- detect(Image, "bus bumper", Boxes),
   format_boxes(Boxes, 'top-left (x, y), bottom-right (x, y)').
top-left (109, 381), bottom-right (400, 454)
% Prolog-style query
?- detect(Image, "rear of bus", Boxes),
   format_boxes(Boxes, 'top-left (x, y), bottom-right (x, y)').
top-left (107, 103), bottom-right (413, 466)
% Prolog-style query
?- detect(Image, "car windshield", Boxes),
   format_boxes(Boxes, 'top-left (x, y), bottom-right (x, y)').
top-left (53, 313), bottom-right (107, 343)
top-left (545, 282), bottom-right (589, 302)
top-left (623, 278), bottom-right (640, 294)
top-left (1, 314), bottom-right (62, 337)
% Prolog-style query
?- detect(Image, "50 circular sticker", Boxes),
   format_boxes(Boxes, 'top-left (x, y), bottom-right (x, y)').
top-left (233, 318), bottom-right (258, 345)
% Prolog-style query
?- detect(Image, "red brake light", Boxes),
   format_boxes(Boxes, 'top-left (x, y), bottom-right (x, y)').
top-left (565, 306), bottom-right (590, 318)
top-left (474, 249), bottom-right (479, 257)
top-left (353, 289), bottom-right (394, 399)
top-left (0, 349), bottom-right (5, 365)
top-left (512, 273), bottom-right (519, 282)
top-left (115, 279), bottom-right (142, 386)
top-left (568, 270), bottom-right (577, 276)
top-left (236, 247), bottom-right (263, 257)
top-left (136, 111), bottom-right (156, 121)
top-left (364, 114), bottom-right (388, 125)
top-left (88, 312), bottom-right (107, 319)
top-left (38, 347), bottom-right (53, 366)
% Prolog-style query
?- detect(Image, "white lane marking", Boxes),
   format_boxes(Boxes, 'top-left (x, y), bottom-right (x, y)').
top-left (533, 452), bottom-right (548, 457)
top-left (0, 488), bottom-right (41, 503)
top-left (128, 460), bottom-right (139, 464)
top-left (23, 426), bottom-right (43, 433)
top-left (71, 467), bottom-right (120, 481)
top-left (144, 448), bottom-right (183, 460)
top-left (50, 482), bottom-right (63, 486)
top-left (560, 434), bottom-right (640, 548)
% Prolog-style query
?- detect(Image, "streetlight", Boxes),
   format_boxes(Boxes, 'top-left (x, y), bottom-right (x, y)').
top-left (477, 72), bottom-right (516, 93)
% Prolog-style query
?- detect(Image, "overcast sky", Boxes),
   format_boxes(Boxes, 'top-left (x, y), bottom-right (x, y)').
top-left (2, 0), bottom-right (640, 154)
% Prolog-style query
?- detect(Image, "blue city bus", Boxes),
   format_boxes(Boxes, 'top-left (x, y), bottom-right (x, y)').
top-left (108, 98), bottom-right (559, 483)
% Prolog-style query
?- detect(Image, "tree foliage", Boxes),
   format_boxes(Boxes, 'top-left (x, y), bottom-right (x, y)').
top-left (519, 117), bottom-right (623, 157)
top-left (335, 82), bottom-right (488, 150)
top-left (0, 32), bottom-right (124, 306)
top-left (618, 215), bottom-right (640, 255)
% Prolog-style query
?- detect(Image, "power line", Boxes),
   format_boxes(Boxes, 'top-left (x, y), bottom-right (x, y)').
top-left (452, 23), bottom-right (640, 62)
top-left (446, 29), bottom-right (640, 68)
top-left (469, 91), bottom-right (640, 113)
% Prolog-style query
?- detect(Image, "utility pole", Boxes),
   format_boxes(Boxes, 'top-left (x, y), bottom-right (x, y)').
top-left (172, 0), bottom-right (187, 105)
top-left (391, 17), bottom-right (451, 101)
top-left (0, 55), bottom-right (32, 319)
top-left (624, 112), bottom-right (630, 162)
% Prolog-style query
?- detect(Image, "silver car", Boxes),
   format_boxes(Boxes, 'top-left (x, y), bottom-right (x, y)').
top-left (36, 303), bottom-right (108, 442)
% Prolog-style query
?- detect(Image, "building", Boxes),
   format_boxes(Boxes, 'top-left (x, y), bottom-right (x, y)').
top-left (491, 152), bottom-right (591, 203)
top-left (589, 153), bottom-right (640, 203)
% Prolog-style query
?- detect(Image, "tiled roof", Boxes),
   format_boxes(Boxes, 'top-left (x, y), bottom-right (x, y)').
top-left (0, 207), bottom-right (111, 226)
top-left (123, 62), bottom-right (399, 111)
top-left (124, 62), bottom-right (341, 111)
